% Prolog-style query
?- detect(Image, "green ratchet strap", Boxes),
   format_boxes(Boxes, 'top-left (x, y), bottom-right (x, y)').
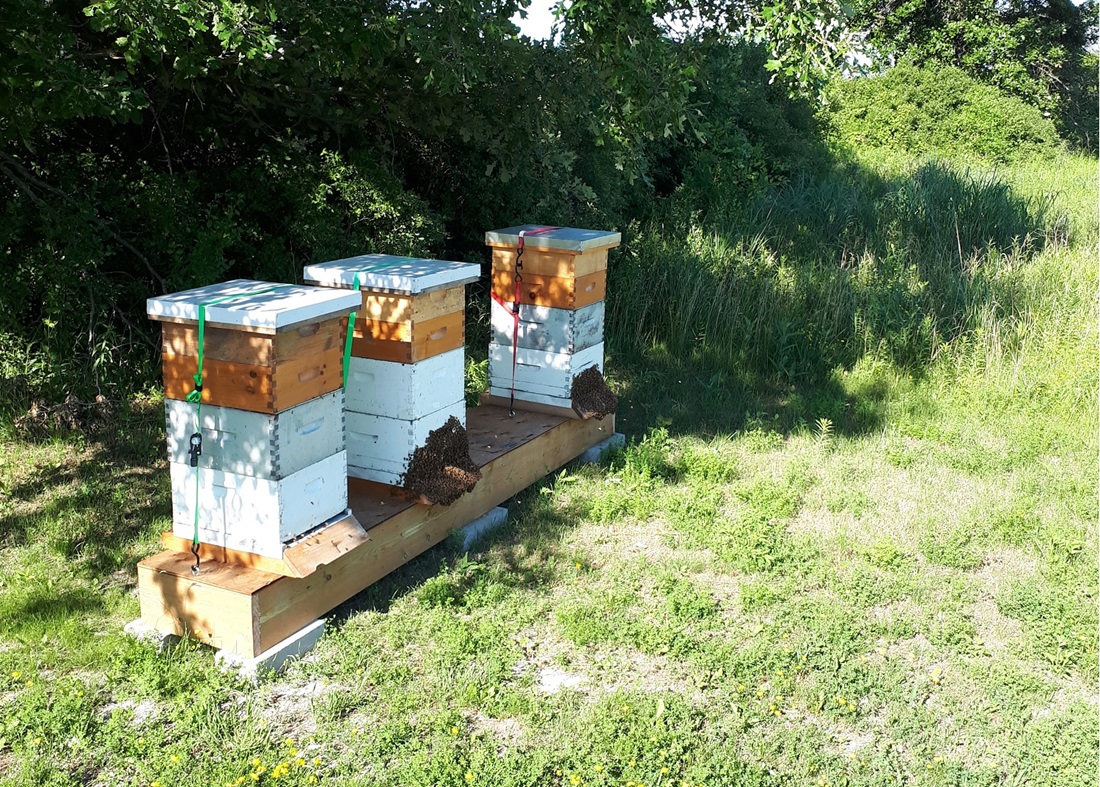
top-left (185, 284), bottom-right (295, 575)
top-left (341, 258), bottom-right (419, 388)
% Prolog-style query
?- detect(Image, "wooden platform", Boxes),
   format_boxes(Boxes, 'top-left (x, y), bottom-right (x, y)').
top-left (138, 404), bottom-right (614, 658)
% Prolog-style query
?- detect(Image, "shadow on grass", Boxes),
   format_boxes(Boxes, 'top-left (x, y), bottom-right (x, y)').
top-left (0, 400), bottom-right (169, 579)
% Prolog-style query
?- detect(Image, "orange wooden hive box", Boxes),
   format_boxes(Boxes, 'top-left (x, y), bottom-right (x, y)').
top-left (486, 226), bottom-right (621, 310)
top-left (303, 255), bottom-right (480, 364)
top-left (148, 280), bottom-right (361, 414)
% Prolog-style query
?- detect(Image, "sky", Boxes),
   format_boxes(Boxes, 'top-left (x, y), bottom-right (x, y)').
top-left (511, 0), bottom-right (557, 40)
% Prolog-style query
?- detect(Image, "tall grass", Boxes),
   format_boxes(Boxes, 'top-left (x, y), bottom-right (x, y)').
top-left (608, 157), bottom-right (1076, 383)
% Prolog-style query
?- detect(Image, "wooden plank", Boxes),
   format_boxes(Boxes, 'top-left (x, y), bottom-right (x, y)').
top-left (160, 515), bottom-right (369, 579)
top-left (352, 306), bottom-right (463, 343)
top-left (491, 247), bottom-right (607, 279)
top-left (351, 311), bottom-right (464, 363)
top-left (138, 554), bottom-right (266, 655)
top-left (161, 317), bottom-right (346, 365)
top-left (252, 409), bottom-right (614, 655)
top-left (138, 406), bottom-right (614, 657)
top-left (480, 391), bottom-right (581, 420)
top-left (492, 269), bottom-right (606, 310)
top-left (358, 287), bottom-right (464, 326)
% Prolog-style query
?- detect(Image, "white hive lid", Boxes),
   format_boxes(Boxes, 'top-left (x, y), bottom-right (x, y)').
top-left (303, 254), bottom-right (480, 295)
top-left (146, 279), bottom-right (361, 332)
top-left (484, 225), bottom-right (621, 252)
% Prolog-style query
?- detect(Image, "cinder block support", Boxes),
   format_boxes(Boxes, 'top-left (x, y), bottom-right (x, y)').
top-left (460, 506), bottom-right (509, 551)
top-left (575, 432), bottom-right (625, 465)
top-left (124, 619), bottom-right (179, 652)
top-left (216, 619), bottom-right (326, 682)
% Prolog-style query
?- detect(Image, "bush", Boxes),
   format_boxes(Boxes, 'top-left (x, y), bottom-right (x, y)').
top-left (829, 65), bottom-right (1062, 162)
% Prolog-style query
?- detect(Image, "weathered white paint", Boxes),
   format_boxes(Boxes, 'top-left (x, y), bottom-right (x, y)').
top-left (169, 451), bottom-right (348, 558)
top-left (147, 279), bottom-right (360, 331)
top-left (489, 342), bottom-right (603, 397)
top-left (165, 390), bottom-right (345, 480)
top-left (346, 400), bottom-right (466, 485)
top-left (490, 299), bottom-right (604, 353)
top-left (344, 349), bottom-right (464, 420)
top-left (304, 256), bottom-right (480, 295)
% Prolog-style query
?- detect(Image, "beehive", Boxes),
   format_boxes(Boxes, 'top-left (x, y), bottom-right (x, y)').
top-left (148, 280), bottom-right (361, 557)
top-left (485, 226), bottom-right (620, 412)
top-left (304, 255), bottom-right (479, 486)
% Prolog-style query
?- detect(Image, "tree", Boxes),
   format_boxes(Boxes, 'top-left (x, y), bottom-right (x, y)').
top-left (851, 0), bottom-right (1099, 149)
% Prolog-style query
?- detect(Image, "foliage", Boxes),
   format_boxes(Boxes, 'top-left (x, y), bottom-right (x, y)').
top-left (851, 0), bottom-right (1099, 150)
top-left (829, 64), bottom-right (1063, 161)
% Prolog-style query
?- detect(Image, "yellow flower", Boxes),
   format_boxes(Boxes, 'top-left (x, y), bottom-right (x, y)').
top-left (170, 755), bottom-right (180, 764)
top-left (11, 671), bottom-right (20, 679)
top-left (296, 758), bottom-right (306, 767)
top-left (451, 726), bottom-right (459, 735)
top-left (252, 759), bottom-right (262, 768)
top-left (465, 772), bottom-right (475, 783)
top-left (595, 765), bottom-right (602, 772)
top-left (152, 782), bottom-right (163, 787)
top-left (661, 767), bottom-right (669, 775)
top-left (285, 738), bottom-right (294, 747)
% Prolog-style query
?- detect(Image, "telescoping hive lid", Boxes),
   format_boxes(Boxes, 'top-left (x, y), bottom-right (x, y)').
top-left (484, 226), bottom-right (621, 253)
top-left (147, 279), bottom-right (362, 333)
top-left (303, 255), bottom-right (481, 296)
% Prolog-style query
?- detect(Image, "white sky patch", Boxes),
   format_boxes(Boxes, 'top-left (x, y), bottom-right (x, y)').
top-left (512, 0), bottom-right (558, 41)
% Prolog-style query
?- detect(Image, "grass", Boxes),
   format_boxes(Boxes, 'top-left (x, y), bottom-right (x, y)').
top-left (0, 147), bottom-right (1096, 786)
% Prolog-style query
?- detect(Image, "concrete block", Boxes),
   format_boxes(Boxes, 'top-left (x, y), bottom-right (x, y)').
top-left (124, 619), bottom-right (179, 653)
top-left (216, 619), bottom-right (326, 681)
top-left (576, 433), bottom-right (625, 465)
top-left (460, 506), bottom-right (509, 551)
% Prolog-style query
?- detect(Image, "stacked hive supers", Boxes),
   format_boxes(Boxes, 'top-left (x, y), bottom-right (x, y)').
top-left (485, 226), bottom-right (621, 412)
top-left (147, 280), bottom-right (362, 559)
top-left (303, 255), bottom-right (480, 486)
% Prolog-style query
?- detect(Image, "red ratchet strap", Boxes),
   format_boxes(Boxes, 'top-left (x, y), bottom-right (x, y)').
top-left (497, 226), bottom-right (558, 417)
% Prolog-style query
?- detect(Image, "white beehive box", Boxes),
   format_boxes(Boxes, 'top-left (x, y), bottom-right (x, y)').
top-left (169, 451), bottom-right (349, 559)
top-left (164, 390), bottom-right (344, 480)
top-left (345, 348), bottom-right (464, 421)
top-left (346, 400), bottom-right (465, 485)
top-left (489, 342), bottom-right (603, 399)
top-left (484, 226), bottom-right (622, 253)
top-left (491, 300), bottom-right (604, 354)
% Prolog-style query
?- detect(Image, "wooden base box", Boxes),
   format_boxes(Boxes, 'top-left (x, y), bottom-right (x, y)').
top-left (169, 451), bottom-right (349, 559)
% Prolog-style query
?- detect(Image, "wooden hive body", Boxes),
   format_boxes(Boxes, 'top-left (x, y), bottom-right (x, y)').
top-left (169, 451), bottom-right (349, 559)
top-left (489, 342), bottom-right (603, 400)
top-left (345, 349), bottom-right (464, 421)
top-left (346, 400), bottom-right (466, 486)
top-left (165, 390), bottom-right (345, 480)
top-left (304, 255), bottom-right (478, 364)
top-left (151, 280), bottom-right (360, 414)
top-left (491, 300), bottom-right (604, 354)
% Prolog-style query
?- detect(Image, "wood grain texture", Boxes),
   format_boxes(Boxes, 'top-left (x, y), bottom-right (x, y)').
top-left (351, 311), bottom-right (464, 362)
top-left (139, 405), bottom-right (614, 657)
top-left (491, 247), bottom-right (608, 279)
top-left (491, 269), bottom-right (606, 310)
top-left (358, 287), bottom-right (464, 326)
top-left (161, 317), bottom-right (346, 365)
top-left (162, 346), bottom-right (343, 414)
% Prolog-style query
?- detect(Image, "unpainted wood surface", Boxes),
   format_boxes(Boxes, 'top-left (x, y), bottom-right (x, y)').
top-left (140, 405), bottom-right (614, 656)
top-left (492, 270), bottom-right (606, 310)
top-left (161, 317), bottom-right (346, 365)
top-left (358, 287), bottom-right (464, 326)
top-left (491, 247), bottom-right (608, 279)
top-left (161, 346), bottom-right (343, 414)
top-left (351, 311), bottom-right (464, 363)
